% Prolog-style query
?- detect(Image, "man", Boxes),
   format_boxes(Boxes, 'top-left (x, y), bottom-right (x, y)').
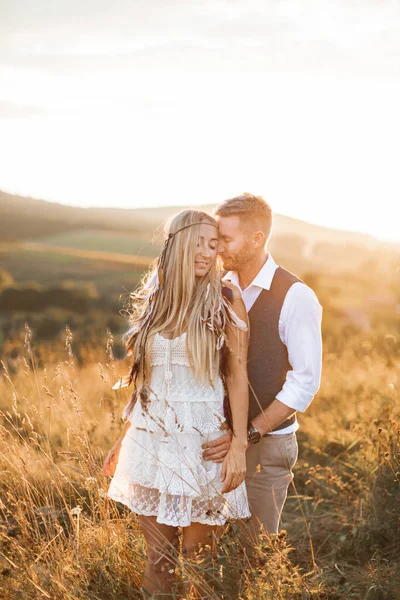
top-left (202, 192), bottom-right (323, 536)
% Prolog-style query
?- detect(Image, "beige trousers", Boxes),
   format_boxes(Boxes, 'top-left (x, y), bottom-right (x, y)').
top-left (245, 432), bottom-right (298, 535)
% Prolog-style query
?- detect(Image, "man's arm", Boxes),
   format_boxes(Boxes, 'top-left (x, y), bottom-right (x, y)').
top-left (203, 397), bottom-right (295, 458)
top-left (253, 283), bottom-right (323, 435)
top-left (251, 398), bottom-right (296, 436)
top-left (203, 282), bottom-right (322, 460)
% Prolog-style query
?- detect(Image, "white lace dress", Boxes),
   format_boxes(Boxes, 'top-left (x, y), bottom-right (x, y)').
top-left (106, 332), bottom-right (250, 527)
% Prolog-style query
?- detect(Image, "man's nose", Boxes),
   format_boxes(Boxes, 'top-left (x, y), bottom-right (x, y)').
top-left (217, 239), bottom-right (225, 254)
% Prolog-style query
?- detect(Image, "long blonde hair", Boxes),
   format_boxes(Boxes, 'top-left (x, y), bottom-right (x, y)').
top-left (121, 209), bottom-right (228, 420)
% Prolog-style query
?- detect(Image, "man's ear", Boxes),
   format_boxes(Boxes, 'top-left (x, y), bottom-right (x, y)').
top-left (253, 231), bottom-right (266, 249)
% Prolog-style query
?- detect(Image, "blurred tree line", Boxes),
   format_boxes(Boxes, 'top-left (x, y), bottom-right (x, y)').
top-left (0, 280), bottom-right (99, 312)
top-left (0, 268), bottom-right (124, 354)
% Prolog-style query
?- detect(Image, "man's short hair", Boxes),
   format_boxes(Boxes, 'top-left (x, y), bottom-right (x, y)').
top-left (215, 192), bottom-right (273, 241)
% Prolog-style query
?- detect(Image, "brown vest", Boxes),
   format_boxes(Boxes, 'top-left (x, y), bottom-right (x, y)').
top-left (247, 266), bottom-right (302, 431)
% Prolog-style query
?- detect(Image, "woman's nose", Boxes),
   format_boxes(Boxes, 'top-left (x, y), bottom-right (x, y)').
top-left (198, 243), bottom-right (210, 257)
top-left (200, 247), bottom-right (211, 258)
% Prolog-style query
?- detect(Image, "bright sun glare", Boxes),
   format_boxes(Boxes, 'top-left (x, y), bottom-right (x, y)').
top-left (1, 1), bottom-right (400, 242)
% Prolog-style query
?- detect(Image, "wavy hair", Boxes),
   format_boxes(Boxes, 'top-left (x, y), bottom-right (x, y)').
top-left (120, 209), bottom-right (231, 421)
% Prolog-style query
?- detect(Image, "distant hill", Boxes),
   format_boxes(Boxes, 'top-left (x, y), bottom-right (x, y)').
top-left (0, 190), bottom-right (382, 250)
top-left (1, 189), bottom-right (399, 328)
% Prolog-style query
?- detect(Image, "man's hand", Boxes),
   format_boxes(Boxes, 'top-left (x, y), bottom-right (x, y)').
top-left (202, 430), bottom-right (233, 463)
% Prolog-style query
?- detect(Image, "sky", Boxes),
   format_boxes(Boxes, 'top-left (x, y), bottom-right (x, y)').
top-left (1, 0), bottom-right (400, 241)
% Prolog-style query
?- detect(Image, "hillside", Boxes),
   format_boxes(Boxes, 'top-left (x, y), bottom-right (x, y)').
top-left (1, 190), bottom-right (399, 300)
top-left (0, 189), bottom-right (380, 249)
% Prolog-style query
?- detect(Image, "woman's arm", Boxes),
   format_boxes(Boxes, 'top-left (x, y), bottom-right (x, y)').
top-left (220, 284), bottom-right (249, 493)
top-left (102, 420), bottom-right (132, 476)
top-left (115, 420), bottom-right (132, 444)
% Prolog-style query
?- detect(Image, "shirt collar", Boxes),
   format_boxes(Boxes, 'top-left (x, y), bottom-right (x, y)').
top-left (223, 254), bottom-right (278, 292)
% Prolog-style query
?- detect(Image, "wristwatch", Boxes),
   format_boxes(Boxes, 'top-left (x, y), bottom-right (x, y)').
top-left (247, 424), bottom-right (261, 444)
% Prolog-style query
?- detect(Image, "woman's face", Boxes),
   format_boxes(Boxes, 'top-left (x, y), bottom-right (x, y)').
top-left (194, 222), bottom-right (219, 277)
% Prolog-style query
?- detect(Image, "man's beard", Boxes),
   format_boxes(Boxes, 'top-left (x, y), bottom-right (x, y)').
top-left (221, 243), bottom-right (254, 272)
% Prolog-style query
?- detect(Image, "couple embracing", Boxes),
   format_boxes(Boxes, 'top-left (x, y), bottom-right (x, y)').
top-left (103, 193), bottom-right (323, 597)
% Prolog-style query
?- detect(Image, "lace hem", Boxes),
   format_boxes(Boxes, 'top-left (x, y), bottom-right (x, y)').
top-left (107, 480), bottom-right (250, 527)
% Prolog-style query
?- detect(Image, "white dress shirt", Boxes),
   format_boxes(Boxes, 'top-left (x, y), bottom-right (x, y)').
top-left (223, 254), bottom-right (323, 435)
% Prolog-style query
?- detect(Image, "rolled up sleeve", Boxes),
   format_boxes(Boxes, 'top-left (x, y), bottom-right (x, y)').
top-left (275, 283), bottom-right (323, 412)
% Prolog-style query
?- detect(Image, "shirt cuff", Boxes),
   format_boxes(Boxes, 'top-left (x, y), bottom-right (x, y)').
top-left (276, 381), bottom-right (315, 413)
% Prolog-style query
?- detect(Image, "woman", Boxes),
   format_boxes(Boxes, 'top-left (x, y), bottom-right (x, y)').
top-left (103, 209), bottom-right (250, 597)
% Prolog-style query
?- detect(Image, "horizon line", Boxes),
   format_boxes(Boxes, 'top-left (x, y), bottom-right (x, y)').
top-left (1, 186), bottom-right (399, 246)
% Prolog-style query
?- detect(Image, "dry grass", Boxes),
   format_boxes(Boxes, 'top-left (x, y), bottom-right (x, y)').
top-left (0, 315), bottom-right (399, 599)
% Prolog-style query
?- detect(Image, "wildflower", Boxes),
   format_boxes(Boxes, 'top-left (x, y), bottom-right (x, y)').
top-left (84, 476), bottom-right (97, 489)
top-left (70, 506), bottom-right (82, 517)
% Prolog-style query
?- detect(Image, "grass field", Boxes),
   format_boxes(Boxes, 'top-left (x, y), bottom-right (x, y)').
top-left (1, 205), bottom-right (399, 598)
top-left (34, 230), bottom-right (162, 258)
top-left (0, 291), bottom-right (399, 598)
top-left (0, 242), bottom-right (152, 297)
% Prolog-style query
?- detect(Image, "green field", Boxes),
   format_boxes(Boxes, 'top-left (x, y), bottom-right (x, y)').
top-left (0, 245), bottom-right (144, 297)
top-left (34, 229), bottom-right (162, 258)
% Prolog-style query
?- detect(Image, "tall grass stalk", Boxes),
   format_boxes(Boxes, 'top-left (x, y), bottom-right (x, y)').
top-left (0, 320), bottom-right (399, 598)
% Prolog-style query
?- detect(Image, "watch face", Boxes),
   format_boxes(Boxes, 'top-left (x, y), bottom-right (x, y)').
top-left (248, 429), bottom-right (261, 443)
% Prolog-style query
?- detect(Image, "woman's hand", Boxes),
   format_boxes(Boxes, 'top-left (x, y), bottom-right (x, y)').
top-left (220, 438), bottom-right (247, 494)
top-left (102, 442), bottom-right (122, 477)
